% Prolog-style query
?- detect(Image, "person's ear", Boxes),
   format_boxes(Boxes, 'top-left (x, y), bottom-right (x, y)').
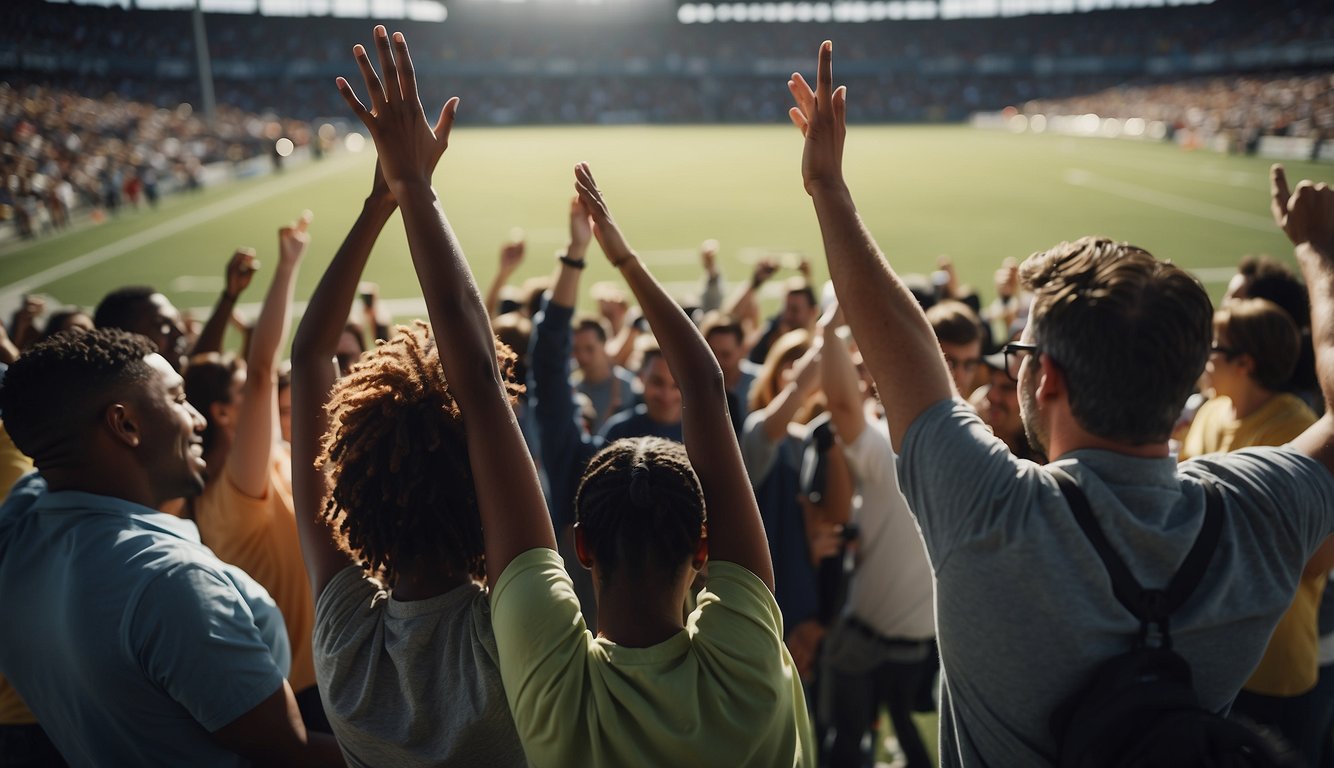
top-left (1035, 353), bottom-right (1065, 404)
top-left (573, 523), bottom-right (594, 570)
top-left (105, 402), bottom-right (142, 449)
top-left (691, 523), bottom-right (709, 571)
top-left (1235, 353), bottom-right (1257, 378)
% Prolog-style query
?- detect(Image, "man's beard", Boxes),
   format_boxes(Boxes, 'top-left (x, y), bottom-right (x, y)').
top-left (1019, 370), bottom-right (1050, 459)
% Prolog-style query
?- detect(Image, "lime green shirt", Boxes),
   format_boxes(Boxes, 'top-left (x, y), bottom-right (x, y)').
top-left (491, 547), bottom-right (815, 768)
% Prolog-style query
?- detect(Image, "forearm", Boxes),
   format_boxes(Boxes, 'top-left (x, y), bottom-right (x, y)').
top-left (812, 185), bottom-right (951, 449)
top-left (821, 324), bottom-right (865, 439)
top-left (701, 272), bottom-right (723, 313)
top-left (1299, 243), bottom-right (1334, 414)
top-left (292, 197), bottom-right (395, 363)
top-left (247, 258), bottom-right (298, 382)
top-left (761, 345), bottom-right (820, 441)
top-left (484, 267), bottom-right (515, 318)
top-left (193, 292), bottom-right (239, 357)
top-left (620, 258), bottom-right (725, 400)
top-left (396, 183), bottom-right (502, 399)
top-left (549, 246), bottom-right (585, 309)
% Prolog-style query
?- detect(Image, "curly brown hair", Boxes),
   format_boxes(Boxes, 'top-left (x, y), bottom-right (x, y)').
top-left (318, 322), bottom-right (523, 586)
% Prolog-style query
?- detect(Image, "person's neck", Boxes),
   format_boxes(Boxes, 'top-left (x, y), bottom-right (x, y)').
top-left (1225, 385), bottom-right (1277, 421)
top-left (593, 575), bottom-right (687, 648)
top-left (392, 568), bottom-right (473, 602)
top-left (42, 467), bottom-right (158, 509)
top-left (1047, 421), bottom-right (1170, 461)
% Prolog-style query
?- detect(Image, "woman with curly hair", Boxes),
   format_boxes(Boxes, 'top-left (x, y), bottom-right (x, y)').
top-left (288, 30), bottom-right (525, 766)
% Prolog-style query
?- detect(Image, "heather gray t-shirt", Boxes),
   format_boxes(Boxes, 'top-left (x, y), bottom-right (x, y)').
top-left (313, 567), bottom-right (526, 768)
top-left (898, 398), bottom-right (1334, 768)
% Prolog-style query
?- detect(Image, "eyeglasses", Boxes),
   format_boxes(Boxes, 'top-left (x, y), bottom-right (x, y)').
top-left (1001, 342), bottom-right (1040, 382)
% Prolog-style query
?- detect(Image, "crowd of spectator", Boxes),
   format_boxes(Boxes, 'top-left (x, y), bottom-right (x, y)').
top-left (1024, 71), bottom-right (1334, 144)
top-left (3, 15), bottom-right (1334, 768)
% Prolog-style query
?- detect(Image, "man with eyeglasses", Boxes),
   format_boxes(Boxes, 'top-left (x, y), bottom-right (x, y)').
top-left (790, 41), bottom-right (1334, 766)
top-left (925, 300), bottom-right (984, 398)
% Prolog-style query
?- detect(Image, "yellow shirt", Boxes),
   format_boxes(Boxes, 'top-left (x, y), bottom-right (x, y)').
top-left (195, 447), bottom-right (316, 692)
top-left (1180, 392), bottom-right (1323, 695)
top-left (492, 548), bottom-right (816, 768)
top-left (0, 420), bottom-right (36, 725)
top-left (1179, 393), bottom-right (1316, 461)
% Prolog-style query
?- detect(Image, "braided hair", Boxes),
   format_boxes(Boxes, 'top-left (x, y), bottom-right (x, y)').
top-left (575, 436), bottom-right (705, 585)
top-left (318, 321), bottom-right (523, 586)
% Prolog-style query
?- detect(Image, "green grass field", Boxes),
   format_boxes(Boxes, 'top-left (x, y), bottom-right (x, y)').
top-left (1, 125), bottom-right (1329, 333)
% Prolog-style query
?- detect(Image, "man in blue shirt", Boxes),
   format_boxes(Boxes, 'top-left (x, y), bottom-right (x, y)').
top-left (0, 328), bottom-right (340, 766)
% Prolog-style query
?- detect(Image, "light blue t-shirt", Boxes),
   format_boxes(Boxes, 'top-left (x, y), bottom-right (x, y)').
top-left (897, 399), bottom-right (1334, 768)
top-left (0, 473), bottom-right (290, 767)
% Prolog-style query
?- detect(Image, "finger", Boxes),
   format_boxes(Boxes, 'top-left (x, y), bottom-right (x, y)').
top-left (391, 31), bottom-right (421, 109)
top-left (373, 26), bottom-right (400, 104)
top-left (788, 74), bottom-right (815, 117)
top-left (788, 107), bottom-right (809, 137)
top-left (297, 209), bottom-right (313, 233)
top-left (432, 97), bottom-right (460, 147)
top-left (352, 45), bottom-right (387, 112)
top-left (1271, 164), bottom-right (1291, 223)
top-left (816, 40), bottom-right (833, 111)
top-left (336, 77), bottom-right (373, 126)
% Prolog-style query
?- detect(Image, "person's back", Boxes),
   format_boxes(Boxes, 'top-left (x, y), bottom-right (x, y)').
top-left (896, 418), bottom-right (1333, 763)
top-left (492, 540), bottom-right (811, 767)
top-left (0, 473), bottom-right (292, 767)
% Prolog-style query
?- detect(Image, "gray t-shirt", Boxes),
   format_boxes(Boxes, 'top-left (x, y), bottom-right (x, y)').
top-left (313, 567), bottom-right (526, 768)
top-left (898, 399), bottom-right (1334, 767)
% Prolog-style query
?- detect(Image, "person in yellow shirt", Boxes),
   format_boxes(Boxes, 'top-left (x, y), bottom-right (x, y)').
top-left (184, 216), bottom-right (325, 732)
top-left (1182, 296), bottom-right (1334, 762)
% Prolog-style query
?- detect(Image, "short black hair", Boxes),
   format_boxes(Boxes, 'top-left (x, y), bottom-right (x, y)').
top-left (93, 286), bottom-right (157, 331)
top-left (0, 329), bottom-right (156, 465)
top-left (575, 437), bottom-right (704, 585)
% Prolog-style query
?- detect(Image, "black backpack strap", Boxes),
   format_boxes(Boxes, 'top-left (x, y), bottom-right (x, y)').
top-left (1050, 467), bottom-right (1224, 647)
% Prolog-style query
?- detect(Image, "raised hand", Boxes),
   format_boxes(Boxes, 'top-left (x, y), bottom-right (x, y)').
top-left (751, 257), bottom-right (779, 287)
top-left (1272, 165), bottom-right (1334, 255)
top-left (788, 41), bottom-right (848, 196)
top-left (573, 162), bottom-right (635, 268)
top-left (279, 211), bottom-right (313, 266)
top-left (700, 239), bottom-right (719, 278)
top-left (569, 196), bottom-right (593, 255)
top-left (226, 248), bottom-right (259, 299)
top-left (499, 232), bottom-right (526, 276)
top-left (336, 26), bottom-right (458, 191)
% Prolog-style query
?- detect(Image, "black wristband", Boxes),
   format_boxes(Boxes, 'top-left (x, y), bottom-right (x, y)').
top-left (559, 253), bottom-right (587, 270)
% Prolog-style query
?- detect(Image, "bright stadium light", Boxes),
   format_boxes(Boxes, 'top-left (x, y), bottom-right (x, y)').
top-left (677, 3), bottom-right (698, 22)
top-left (275, 137), bottom-right (295, 157)
top-left (345, 133), bottom-right (367, 152)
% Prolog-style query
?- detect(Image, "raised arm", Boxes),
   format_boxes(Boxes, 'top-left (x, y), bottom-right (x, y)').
top-left (227, 218), bottom-right (307, 499)
top-left (819, 303), bottom-right (867, 445)
top-left (699, 239), bottom-right (724, 313)
top-left (574, 162), bottom-right (774, 589)
top-left (290, 165), bottom-right (397, 597)
top-left (757, 342), bottom-right (821, 443)
top-left (193, 250), bottom-right (257, 357)
top-left (789, 41), bottom-right (952, 451)
top-left (336, 27), bottom-right (554, 583)
top-left (1275, 166), bottom-right (1334, 474)
top-left (484, 235), bottom-right (526, 318)
top-left (549, 196), bottom-right (594, 310)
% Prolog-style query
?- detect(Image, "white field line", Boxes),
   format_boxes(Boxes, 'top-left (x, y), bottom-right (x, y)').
top-left (204, 280), bottom-right (716, 325)
top-left (0, 154), bottom-right (362, 308)
top-left (1063, 168), bottom-right (1276, 232)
